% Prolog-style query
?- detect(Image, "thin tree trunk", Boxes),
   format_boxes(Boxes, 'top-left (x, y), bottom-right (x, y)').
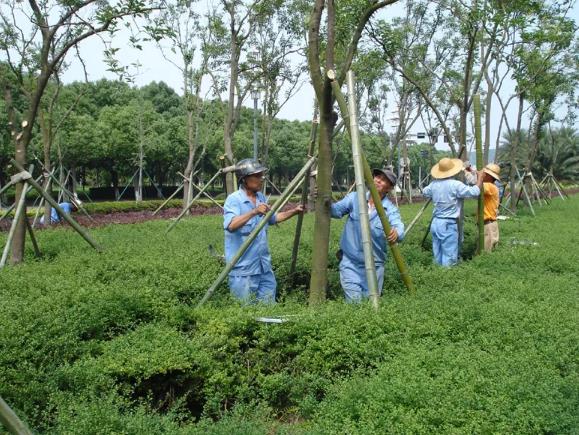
top-left (509, 93), bottom-right (524, 212)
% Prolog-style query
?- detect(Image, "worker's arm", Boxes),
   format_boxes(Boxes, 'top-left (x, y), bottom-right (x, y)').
top-left (226, 203), bottom-right (270, 232)
top-left (276, 205), bottom-right (305, 223)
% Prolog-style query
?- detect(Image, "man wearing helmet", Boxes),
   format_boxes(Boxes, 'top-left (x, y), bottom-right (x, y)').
top-left (223, 159), bottom-right (304, 303)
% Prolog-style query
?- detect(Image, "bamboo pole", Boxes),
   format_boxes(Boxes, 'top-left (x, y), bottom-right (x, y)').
top-left (152, 182), bottom-right (184, 215)
top-left (10, 160), bottom-right (102, 252)
top-left (166, 169), bottom-right (224, 234)
top-left (290, 107), bottom-right (318, 278)
top-left (404, 199), bottom-right (431, 237)
top-left (0, 395), bottom-right (33, 435)
top-left (346, 71), bottom-right (379, 308)
top-left (197, 155), bottom-right (317, 308)
top-left (24, 217), bottom-right (41, 257)
top-left (330, 70), bottom-right (415, 295)
top-left (473, 95), bottom-right (484, 255)
top-left (0, 203), bottom-right (16, 223)
top-left (0, 183), bottom-right (30, 268)
top-left (177, 172), bottom-right (223, 209)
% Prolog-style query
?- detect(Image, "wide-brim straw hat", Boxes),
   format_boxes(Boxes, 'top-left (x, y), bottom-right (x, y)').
top-left (483, 163), bottom-right (501, 181)
top-left (431, 157), bottom-right (464, 179)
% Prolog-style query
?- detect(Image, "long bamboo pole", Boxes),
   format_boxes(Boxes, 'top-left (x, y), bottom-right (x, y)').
top-left (404, 199), bottom-right (431, 237)
top-left (10, 160), bottom-right (102, 252)
top-left (346, 71), bottom-right (379, 308)
top-left (152, 183), bottom-right (184, 215)
top-left (0, 203), bottom-right (16, 223)
top-left (24, 217), bottom-right (41, 257)
top-left (0, 395), bottom-right (33, 435)
top-left (289, 107), bottom-right (318, 278)
top-left (330, 71), bottom-right (415, 295)
top-left (0, 183), bottom-right (30, 268)
top-left (197, 155), bottom-right (317, 308)
top-left (473, 95), bottom-right (484, 255)
top-left (166, 169), bottom-right (224, 234)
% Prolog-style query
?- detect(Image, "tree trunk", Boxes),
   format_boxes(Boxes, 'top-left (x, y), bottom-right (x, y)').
top-left (40, 110), bottom-right (53, 225)
top-left (308, 79), bottom-right (334, 304)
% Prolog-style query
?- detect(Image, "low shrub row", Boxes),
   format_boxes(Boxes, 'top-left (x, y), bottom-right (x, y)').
top-left (0, 197), bottom-right (577, 433)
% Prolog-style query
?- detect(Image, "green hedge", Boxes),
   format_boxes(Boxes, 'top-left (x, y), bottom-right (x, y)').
top-left (0, 198), bottom-right (578, 433)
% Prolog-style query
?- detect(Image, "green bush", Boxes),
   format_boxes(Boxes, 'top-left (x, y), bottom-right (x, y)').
top-left (0, 197), bottom-right (577, 433)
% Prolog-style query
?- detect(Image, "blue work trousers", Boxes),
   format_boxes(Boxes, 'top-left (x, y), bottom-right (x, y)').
top-left (339, 257), bottom-right (385, 303)
top-left (228, 270), bottom-right (277, 304)
top-left (431, 217), bottom-right (459, 267)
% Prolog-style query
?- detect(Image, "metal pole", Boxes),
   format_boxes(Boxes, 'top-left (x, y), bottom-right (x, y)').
top-left (166, 169), bottom-right (224, 234)
top-left (0, 395), bottom-right (33, 435)
top-left (0, 183), bottom-right (30, 268)
top-left (197, 155), bottom-right (317, 307)
top-left (253, 93), bottom-right (259, 160)
top-left (10, 160), bottom-right (102, 251)
top-left (346, 70), bottom-right (379, 307)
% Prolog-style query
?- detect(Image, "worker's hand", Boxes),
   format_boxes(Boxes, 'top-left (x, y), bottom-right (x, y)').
top-left (387, 228), bottom-right (399, 243)
top-left (253, 203), bottom-right (271, 216)
top-left (292, 204), bottom-right (306, 215)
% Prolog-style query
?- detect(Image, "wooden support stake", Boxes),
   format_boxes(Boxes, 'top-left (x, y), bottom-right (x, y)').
top-left (0, 183), bottom-right (30, 268)
top-left (10, 160), bottom-right (102, 252)
top-left (404, 199), bottom-right (431, 237)
top-left (25, 217), bottom-right (41, 257)
top-left (152, 182), bottom-right (184, 215)
top-left (166, 169), bottom-right (223, 234)
top-left (0, 395), bottom-right (33, 435)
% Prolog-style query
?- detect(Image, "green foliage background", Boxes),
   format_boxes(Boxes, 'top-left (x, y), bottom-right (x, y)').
top-left (0, 197), bottom-right (578, 433)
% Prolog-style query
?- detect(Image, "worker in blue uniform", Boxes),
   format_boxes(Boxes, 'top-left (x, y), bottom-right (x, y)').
top-left (422, 157), bottom-right (483, 267)
top-left (223, 159), bottom-right (304, 304)
top-left (331, 168), bottom-right (405, 302)
top-left (39, 198), bottom-right (81, 225)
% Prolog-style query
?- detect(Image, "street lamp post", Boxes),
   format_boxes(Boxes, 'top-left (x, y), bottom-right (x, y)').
top-left (251, 87), bottom-right (259, 161)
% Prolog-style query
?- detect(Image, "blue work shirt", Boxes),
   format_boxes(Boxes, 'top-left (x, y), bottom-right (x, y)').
top-left (422, 179), bottom-right (480, 219)
top-left (223, 187), bottom-right (277, 276)
top-left (331, 192), bottom-right (405, 266)
top-left (39, 202), bottom-right (72, 224)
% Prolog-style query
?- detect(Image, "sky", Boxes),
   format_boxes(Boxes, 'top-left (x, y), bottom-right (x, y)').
top-left (58, 1), bottom-right (579, 159)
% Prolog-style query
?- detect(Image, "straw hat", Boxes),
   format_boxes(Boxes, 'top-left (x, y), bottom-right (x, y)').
top-left (483, 163), bottom-right (501, 181)
top-left (431, 157), bottom-right (464, 179)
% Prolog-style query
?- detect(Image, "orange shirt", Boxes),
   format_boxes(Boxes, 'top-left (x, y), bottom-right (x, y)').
top-left (483, 182), bottom-right (499, 221)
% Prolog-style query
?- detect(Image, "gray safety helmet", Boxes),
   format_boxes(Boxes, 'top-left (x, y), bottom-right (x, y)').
top-left (372, 168), bottom-right (397, 186)
top-left (235, 158), bottom-right (268, 181)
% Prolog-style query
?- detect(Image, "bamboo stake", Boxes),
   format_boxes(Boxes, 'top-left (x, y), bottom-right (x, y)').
top-left (177, 172), bottom-right (223, 209)
top-left (117, 169), bottom-right (139, 201)
top-left (0, 203), bottom-right (16, 223)
top-left (330, 70), bottom-right (415, 295)
top-left (346, 71), bottom-right (379, 308)
top-left (404, 199), bottom-right (431, 237)
top-left (473, 95), bottom-right (484, 255)
top-left (152, 182), bottom-right (184, 215)
top-left (290, 107), bottom-right (318, 278)
top-left (0, 395), bottom-right (33, 435)
top-left (197, 155), bottom-right (317, 308)
top-left (24, 217), bottom-right (41, 257)
top-left (0, 183), bottom-right (30, 268)
top-left (166, 169), bottom-right (224, 234)
top-left (10, 160), bottom-right (102, 252)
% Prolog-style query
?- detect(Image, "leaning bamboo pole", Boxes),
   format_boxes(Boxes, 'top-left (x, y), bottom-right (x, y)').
top-left (329, 70), bottom-right (415, 295)
top-left (197, 155), bottom-right (317, 308)
top-left (473, 95), bottom-right (485, 255)
top-left (10, 160), bottom-right (102, 252)
top-left (0, 395), bottom-right (33, 435)
top-left (289, 106), bottom-right (319, 279)
top-left (0, 183), bottom-right (30, 268)
top-left (346, 71), bottom-right (379, 308)
top-left (404, 199), bottom-right (432, 237)
top-left (152, 182), bottom-right (184, 215)
top-left (166, 169), bottom-right (223, 234)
